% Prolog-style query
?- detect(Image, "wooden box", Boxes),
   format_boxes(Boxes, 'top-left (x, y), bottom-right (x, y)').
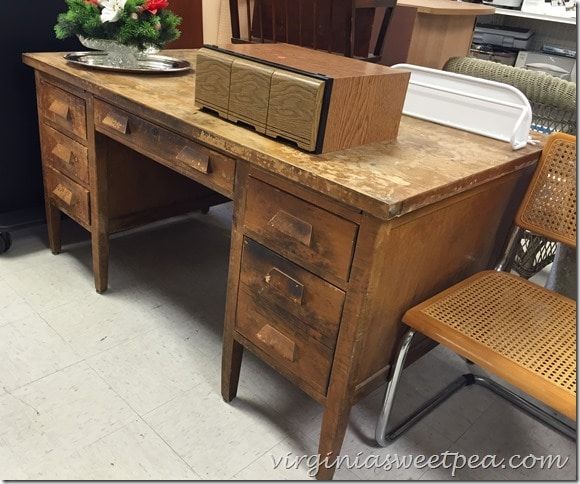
top-left (195, 44), bottom-right (410, 154)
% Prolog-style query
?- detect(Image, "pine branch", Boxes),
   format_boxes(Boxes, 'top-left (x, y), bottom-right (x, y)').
top-left (54, 0), bottom-right (181, 48)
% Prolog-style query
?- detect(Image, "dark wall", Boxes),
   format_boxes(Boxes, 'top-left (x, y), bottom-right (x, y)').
top-left (167, 0), bottom-right (204, 49)
top-left (2, 1), bottom-right (81, 213)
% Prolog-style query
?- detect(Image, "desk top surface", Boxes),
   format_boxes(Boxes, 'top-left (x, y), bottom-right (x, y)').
top-left (398, 0), bottom-right (495, 15)
top-left (24, 50), bottom-right (539, 221)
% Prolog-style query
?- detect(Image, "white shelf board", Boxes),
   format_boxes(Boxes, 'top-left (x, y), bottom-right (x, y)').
top-left (492, 7), bottom-right (576, 25)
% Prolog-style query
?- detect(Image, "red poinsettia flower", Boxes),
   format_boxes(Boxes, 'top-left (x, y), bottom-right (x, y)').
top-left (143, 0), bottom-right (169, 14)
top-left (85, 0), bottom-right (100, 6)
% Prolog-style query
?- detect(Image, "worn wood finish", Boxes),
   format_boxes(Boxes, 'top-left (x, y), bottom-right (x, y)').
top-left (34, 74), bottom-right (233, 292)
top-left (380, 0), bottom-right (493, 69)
top-left (24, 51), bottom-right (541, 221)
top-left (35, 72), bottom-right (63, 255)
top-left (26, 51), bottom-right (543, 480)
top-left (236, 284), bottom-right (335, 395)
top-left (244, 176), bottom-right (358, 286)
top-left (102, 135), bottom-right (228, 233)
top-left (352, 168), bottom-right (532, 389)
top-left (40, 123), bottom-right (89, 186)
top-left (44, 166), bottom-right (91, 228)
top-left (240, 238), bottom-right (345, 349)
top-left (94, 100), bottom-right (236, 198)
top-left (222, 160), bottom-right (251, 403)
top-left (39, 79), bottom-right (87, 141)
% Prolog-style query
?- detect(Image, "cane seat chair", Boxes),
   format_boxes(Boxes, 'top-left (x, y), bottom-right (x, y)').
top-left (376, 133), bottom-right (577, 446)
top-left (444, 56), bottom-right (577, 280)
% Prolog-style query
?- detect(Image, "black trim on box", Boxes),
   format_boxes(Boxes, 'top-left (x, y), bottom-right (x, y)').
top-left (203, 45), bottom-right (333, 154)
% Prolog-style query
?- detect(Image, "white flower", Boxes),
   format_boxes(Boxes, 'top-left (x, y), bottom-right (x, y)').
top-left (100, 0), bottom-right (128, 23)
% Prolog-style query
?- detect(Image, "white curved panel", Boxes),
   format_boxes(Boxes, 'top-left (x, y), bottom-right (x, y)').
top-left (393, 64), bottom-right (533, 150)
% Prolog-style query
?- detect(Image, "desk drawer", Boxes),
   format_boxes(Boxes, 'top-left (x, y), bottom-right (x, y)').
top-left (45, 167), bottom-right (90, 227)
top-left (244, 177), bottom-right (358, 284)
top-left (236, 284), bottom-right (334, 396)
top-left (39, 81), bottom-right (87, 141)
top-left (240, 238), bottom-right (345, 349)
top-left (41, 123), bottom-right (89, 186)
top-left (94, 101), bottom-right (236, 197)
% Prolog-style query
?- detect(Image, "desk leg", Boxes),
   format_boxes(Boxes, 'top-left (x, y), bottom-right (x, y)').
top-left (222, 160), bottom-right (249, 401)
top-left (45, 201), bottom-right (62, 255)
top-left (222, 336), bottom-right (243, 401)
top-left (91, 231), bottom-right (109, 294)
top-left (317, 398), bottom-right (352, 480)
top-left (89, 115), bottom-right (110, 294)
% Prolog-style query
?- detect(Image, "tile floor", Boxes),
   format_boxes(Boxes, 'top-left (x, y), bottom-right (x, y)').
top-left (0, 203), bottom-right (576, 480)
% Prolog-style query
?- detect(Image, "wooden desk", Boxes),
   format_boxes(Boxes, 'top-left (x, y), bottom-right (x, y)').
top-left (24, 50), bottom-right (539, 479)
top-left (381, 0), bottom-right (495, 68)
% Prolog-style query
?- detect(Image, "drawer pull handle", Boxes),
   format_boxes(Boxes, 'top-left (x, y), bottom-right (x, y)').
top-left (268, 210), bottom-right (313, 247)
top-left (52, 184), bottom-right (73, 206)
top-left (102, 112), bottom-right (130, 134)
top-left (48, 100), bottom-right (70, 121)
top-left (51, 144), bottom-right (73, 165)
top-left (176, 146), bottom-right (210, 174)
top-left (265, 267), bottom-right (304, 305)
top-left (256, 324), bottom-right (296, 361)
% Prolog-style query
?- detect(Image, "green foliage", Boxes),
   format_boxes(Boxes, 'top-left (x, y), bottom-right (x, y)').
top-left (54, 0), bottom-right (182, 49)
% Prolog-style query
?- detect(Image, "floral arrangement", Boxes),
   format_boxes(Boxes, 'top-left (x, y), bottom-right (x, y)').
top-left (55, 0), bottom-right (182, 50)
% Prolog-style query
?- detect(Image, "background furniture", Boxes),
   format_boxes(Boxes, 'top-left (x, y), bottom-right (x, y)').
top-left (376, 133), bottom-right (576, 446)
top-left (25, 49), bottom-right (540, 479)
top-left (0, 0), bottom-right (204, 255)
top-left (1, 1), bottom-right (82, 253)
top-left (444, 56), bottom-right (576, 284)
top-left (380, 0), bottom-right (495, 68)
top-left (229, 0), bottom-right (396, 61)
top-left (167, 0), bottom-right (204, 49)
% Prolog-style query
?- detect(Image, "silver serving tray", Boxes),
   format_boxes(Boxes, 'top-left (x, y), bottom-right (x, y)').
top-left (64, 52), bottom-right (192, 74)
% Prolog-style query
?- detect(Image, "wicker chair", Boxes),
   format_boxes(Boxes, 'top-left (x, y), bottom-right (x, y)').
top-left (443, 57), bottom-right (576, 279)
top-left (376, 133), bottom-right (577, 446)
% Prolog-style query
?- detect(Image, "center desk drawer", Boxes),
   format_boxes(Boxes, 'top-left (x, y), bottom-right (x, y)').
top-left (94, 100), bottom-right (236, 197)
top-left (244, 177), bottom-right (358, 284)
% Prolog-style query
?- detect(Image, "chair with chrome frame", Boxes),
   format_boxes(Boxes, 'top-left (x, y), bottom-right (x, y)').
top-left (375, 132), bottom-right (577, 447)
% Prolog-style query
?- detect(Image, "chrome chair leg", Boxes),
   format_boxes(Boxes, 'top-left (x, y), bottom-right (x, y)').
top-left (375, 329), bottom-right (467, 447)
top-left (375, 347), bottom-right (577, 446)
top-left (473, 375), bottom-right (576, 440)
top-left (376, 329), bottom-right (416, 447)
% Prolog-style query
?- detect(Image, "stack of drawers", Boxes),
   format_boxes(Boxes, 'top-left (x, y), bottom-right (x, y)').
top-left (234, 175), bottom-right (359, 398)
top-left (38, 79), bottom-right (91, 228)
top-left (195, 44), bottom-right (410, 154)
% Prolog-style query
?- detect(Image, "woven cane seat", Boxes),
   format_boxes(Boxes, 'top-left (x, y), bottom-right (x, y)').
top-left (404, 271), bottom-right (577, 420)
